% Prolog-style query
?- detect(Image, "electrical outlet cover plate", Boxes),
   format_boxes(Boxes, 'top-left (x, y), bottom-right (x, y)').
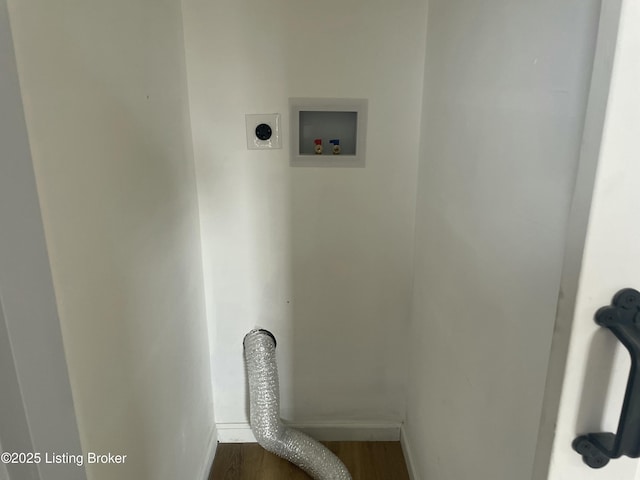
top-left (246, 113), bottom-right (282, 149)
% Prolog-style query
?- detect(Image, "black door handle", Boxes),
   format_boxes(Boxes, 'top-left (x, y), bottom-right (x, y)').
top-left (573, 288), bottom-right (640, 468)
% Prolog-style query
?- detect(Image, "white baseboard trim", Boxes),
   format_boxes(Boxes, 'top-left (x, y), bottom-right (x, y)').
top-left (216, 423), bottom-right (256, 443)
top-left (216, 421), bottom-right (402, 443)
top-left (198, 425), bottom-right (218, 480)
top-left (400, 425), bottom-right (420, 480)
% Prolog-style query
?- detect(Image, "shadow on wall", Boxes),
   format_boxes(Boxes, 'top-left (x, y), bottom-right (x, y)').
top-left (9, 3), bottom-right (212, 478)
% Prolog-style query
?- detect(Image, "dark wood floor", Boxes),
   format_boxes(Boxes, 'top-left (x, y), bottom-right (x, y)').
top-left (209, 441), bottom-right (411, 480)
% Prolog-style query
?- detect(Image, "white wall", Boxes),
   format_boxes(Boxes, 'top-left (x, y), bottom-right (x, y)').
top-left (7, 1), bottom-right (215, 479)
top-left (405, 1), bottom-right (601, 479)
top-left (182, 0), bottom-right (428, 435)
top-left (545, 0), bottom-right (640, 478)
top-left (0, 439), bottom-right (7, 480)
top-left (1, 1), bottom-right (85, 478)
top-left (0, 310), bottom-right (32, 480)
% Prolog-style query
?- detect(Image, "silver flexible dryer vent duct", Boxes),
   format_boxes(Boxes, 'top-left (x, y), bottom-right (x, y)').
top-left (243, 329), bottom-right (352, 480)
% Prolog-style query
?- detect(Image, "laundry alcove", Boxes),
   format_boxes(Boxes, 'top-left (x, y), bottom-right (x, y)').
top-left (2, 0), bottom-right (627, 479)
